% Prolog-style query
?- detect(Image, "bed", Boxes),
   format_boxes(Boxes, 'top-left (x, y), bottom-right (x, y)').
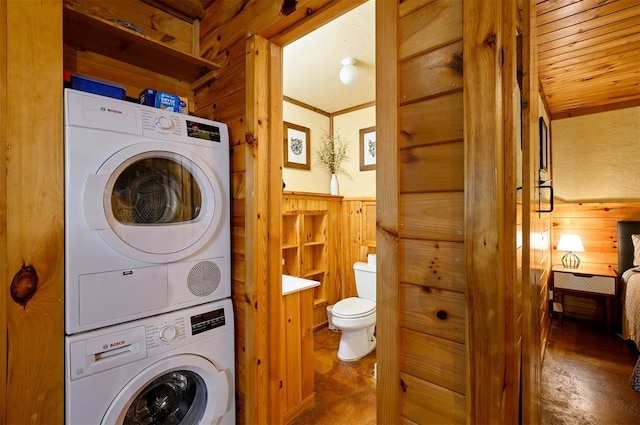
top-left (617, 220), bottom-right (640, 392)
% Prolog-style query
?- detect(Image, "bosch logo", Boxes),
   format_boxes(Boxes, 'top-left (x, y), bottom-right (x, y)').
top-left (109, 340), bottom-right (126, 348)
top-left (99, 106), bottom-right (122, 114)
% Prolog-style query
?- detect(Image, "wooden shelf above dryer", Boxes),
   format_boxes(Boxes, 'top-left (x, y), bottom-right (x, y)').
top-left (63, 4), bottom-right (219, 89)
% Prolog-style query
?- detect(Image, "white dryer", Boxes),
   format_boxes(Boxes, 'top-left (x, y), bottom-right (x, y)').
top-left (66, 298), bottom-right (235, 425)
top-left (64, 89), bottom-right (231, 334)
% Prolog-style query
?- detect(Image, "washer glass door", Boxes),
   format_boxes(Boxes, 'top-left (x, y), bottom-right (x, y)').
top-left (102, 355), bottom-right (230, 425)
top-left (124, 370), bottom-right (206, 424)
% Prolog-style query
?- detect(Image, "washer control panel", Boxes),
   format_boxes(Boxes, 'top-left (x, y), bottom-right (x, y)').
top-left (146, 316), bottom-right (187, 349)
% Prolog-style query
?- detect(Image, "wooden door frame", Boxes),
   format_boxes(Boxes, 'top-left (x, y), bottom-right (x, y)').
top-left (0, 1), bottom-right (7, 418)
top-left (249, 1), bottom-right (369, 423)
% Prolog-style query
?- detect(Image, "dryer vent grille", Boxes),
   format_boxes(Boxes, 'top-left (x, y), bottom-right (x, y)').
top-left (187, 261), bottom-right (221, 297)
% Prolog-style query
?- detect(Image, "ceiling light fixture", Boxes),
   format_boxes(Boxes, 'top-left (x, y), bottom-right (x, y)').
top-left (339, 57), bottom-right (358, 85)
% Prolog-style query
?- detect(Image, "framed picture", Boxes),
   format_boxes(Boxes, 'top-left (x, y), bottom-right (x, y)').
top-left (283, 122), bottom-right (310, 170)
top-left (539, 117), bottom-right (550, 181)
top-left (359, 126), bottom-right (376, 171)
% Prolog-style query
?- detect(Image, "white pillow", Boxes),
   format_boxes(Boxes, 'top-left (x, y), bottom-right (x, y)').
top-left (633, 234), bottom-right (640, 267)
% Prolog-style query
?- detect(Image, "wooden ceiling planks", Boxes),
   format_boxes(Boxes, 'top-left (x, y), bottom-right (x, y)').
top-left (536, 0), bottom-right (640, 118)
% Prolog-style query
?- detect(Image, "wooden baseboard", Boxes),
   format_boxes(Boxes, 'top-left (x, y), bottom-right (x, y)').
top-left (283, 393), bottom-right (315, 424)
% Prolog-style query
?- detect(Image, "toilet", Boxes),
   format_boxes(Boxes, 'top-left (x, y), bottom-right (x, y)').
top-left (332, 254), bottom-right (376, 361)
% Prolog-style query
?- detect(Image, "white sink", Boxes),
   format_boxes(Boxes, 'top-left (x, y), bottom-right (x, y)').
top-left (282, 275), bottom-right (320, 296)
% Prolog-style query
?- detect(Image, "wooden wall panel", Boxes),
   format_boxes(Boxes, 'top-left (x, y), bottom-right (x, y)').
top-left (0, 0), bottom-right (7, 417)
top-left (552, 201), bottom-right (640, 270)
top-left (399, 193), bottom-right (464, 241)
top-left (399, 92), bottom-right (464, 147)
top-left (398, 0), bottom-right (463, 59)
top-left (401, 328), bottom-right (465, 394)
top-left (4, 1), bottom-right (64, 423)
top-left (400, 373), bottom-right (466, 425)
top-left (395, 0), bottom-right (470, 422)
top-left (399, 142), bottom-right (464, 193)
top-left (551, 201), bottom-right (640, 321)
top-left (399, 239), bottom-right (465, 293)
top-left (399, 283), bottom-right (466, 343)
top-left (341, 198), bottom-right (376, 300)
top-left (399, 40), bottom-right (463, 101)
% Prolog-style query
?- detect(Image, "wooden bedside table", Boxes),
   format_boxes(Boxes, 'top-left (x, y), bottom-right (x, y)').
top-left (552, 265), bottom-right (617, 332)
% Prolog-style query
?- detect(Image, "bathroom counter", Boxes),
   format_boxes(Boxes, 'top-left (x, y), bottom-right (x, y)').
top-left (282, 274), bottom-right (320, 296)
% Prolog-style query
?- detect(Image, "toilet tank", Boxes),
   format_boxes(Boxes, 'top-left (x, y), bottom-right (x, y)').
top-left (353, 255), bottom-right (376, 301)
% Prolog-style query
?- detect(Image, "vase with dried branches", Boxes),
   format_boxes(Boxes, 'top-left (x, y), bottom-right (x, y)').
top-left (314, 131), bottom-right (350, 195)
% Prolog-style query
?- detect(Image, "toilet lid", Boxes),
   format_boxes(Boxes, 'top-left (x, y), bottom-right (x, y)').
top-left (332, 298), bottom-right (376, 319)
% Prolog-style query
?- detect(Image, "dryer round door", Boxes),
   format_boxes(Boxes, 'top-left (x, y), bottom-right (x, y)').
top-left (83, 142), bottom-right (225, 263)
top-left (102, 354), bottom-right (230, 425)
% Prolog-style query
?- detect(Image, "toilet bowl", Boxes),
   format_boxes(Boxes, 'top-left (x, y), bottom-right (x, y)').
top-left (332, 255), bottom-right (377, 361)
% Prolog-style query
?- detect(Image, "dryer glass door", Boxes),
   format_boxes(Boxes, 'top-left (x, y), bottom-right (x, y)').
top-left (84, 143), bottom-right (224, 263)
top-left (111, 157), bottom-right (202, 225)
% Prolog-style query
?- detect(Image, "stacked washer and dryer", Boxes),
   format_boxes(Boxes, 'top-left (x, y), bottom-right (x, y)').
top-left (63, 89), bottom-right (235, 424)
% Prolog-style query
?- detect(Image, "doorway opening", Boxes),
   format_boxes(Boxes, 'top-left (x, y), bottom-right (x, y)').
top-left (275, 0), bottom-right (376, 422)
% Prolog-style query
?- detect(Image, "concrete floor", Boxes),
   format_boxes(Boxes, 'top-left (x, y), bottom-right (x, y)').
top-left (289, 317), bottom-right (640, 424)
top-left (541, 317), bottom-right (640, 425)
top-left (288, 327), bottom-right (376, 425)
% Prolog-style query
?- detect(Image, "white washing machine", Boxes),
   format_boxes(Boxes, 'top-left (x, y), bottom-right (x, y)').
top-left (66, 298), bottom-right (235, 425)
top-left (64, 89), bottom-right (231, 334)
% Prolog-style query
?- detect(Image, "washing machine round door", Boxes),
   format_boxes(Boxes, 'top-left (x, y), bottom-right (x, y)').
top-left (102, 354), bottom-right (230, 425)
top-left (83, 142), bottom-right (225, 263)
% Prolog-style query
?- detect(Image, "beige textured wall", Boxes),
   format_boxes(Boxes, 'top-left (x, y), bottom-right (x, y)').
top-left (333, 106), bottom-right (376, 198)
top-left (282, 102), bottom-right (375, 197)
top-left (551, 106), bottom-right (640, 202)
top-left (282, 102), bottom-right (330, 193)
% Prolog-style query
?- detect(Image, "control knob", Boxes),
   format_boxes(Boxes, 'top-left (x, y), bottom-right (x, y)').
top-left (155, 115), bottom-right (172, 130)
top-left (159, 325), bottom-right (178, 343)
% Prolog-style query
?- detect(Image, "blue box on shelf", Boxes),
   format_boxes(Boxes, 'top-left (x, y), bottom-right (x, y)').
top-left (70, 75), bottom-right (126, 100)
top-left (139, 88), bottom-right (181, 113)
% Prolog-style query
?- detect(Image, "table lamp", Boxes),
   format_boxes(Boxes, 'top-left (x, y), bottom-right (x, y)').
top-left (557, 234), bottom-right (584, 269)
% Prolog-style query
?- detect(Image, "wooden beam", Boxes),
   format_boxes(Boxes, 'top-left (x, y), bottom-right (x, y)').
top-left (5, 1), bottom-right (64, 423)
top-left (0, 1), bottom-right (7, 419)
top-left (376, 0), bottom-right (401, 423)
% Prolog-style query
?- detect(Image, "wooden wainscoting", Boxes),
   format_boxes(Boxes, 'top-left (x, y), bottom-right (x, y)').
top-left (282, 193), bottom-right (376, 331)
top-left (341, 198), bottom-right (376, 301)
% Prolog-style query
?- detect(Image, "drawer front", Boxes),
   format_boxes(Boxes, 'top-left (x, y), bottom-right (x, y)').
top-left (554, 272), bottom-right (615, 295)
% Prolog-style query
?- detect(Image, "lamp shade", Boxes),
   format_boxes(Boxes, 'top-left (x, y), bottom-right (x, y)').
top-left (339, 57), bottom-right (358, 85)
top-left (557, 234), bottom-right (584, 252)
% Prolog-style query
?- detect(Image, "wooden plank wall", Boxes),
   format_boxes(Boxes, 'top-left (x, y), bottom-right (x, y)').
top-left (552, 201), bottom-right (640, 321)
top-left (0, 0), bottom-right (7, 417)
top-left (395, 1), bottom-right (467, 423)
top-left (3, 2), bottom-right (64, 423)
